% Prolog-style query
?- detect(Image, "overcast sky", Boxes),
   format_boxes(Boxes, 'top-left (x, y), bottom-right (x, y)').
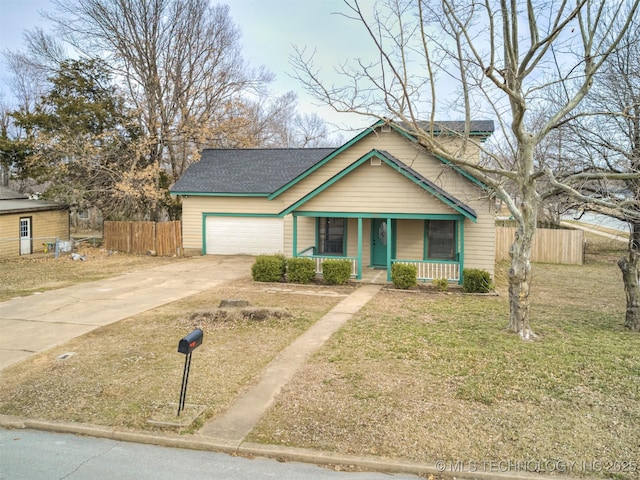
top-left (0, 0), bottom-right (376, 132)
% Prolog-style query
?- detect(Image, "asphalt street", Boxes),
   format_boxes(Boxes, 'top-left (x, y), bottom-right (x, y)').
top-left (0, 429), bottom-right (420, 480)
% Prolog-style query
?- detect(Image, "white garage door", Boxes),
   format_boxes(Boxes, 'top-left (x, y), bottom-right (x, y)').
top-left (205, 217), bottom-right (284, 255)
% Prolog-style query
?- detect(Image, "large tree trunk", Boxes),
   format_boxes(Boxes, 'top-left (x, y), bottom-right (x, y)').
top-left (508, 217), bottom-right (537, 340)
top-left (619, 221), bottom-right (640, 332)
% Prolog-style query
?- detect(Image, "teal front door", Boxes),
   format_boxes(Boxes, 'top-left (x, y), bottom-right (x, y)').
top-left (371, 218), bottom-right (389, 267)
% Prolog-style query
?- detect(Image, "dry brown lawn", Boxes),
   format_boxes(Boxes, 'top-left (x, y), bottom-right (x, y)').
top-left (0, 275), bottom-right (353, 432)
top-left (248, 236), bottom-right (640, 479)
top-left (0, 245), bottom-right (185, 302)
top-left (1, 234), bottom-right (638, 479)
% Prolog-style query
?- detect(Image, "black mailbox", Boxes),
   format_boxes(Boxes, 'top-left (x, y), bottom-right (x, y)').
top-left (178, 329), bottom-right (203, 354)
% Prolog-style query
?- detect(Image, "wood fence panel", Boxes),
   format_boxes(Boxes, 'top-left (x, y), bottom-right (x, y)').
top-left (104, 221), bottom-right (182, 256)
top-left (103, 221), bottom-right (131, 253)
top-left (496, 226), bottom-right (583, 265)
top-left (130, 221), bottom-right (155, 254)
top-left (156, 221), bottom-right (182, 256)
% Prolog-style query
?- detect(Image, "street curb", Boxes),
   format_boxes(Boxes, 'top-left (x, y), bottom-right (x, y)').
top-left (0, 415), bottom-right (570, 480)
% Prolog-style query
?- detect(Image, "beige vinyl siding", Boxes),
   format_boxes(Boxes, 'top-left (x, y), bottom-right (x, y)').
top-left (396, 220), bottom-right (425, 260)
top-left (301, 161), bottom-right (459, 214)
top-left (285, 215), bottom-right (315, 255)
top-left (462, 206), bottom-right (496, 275)
top-left (181, 196), bottom-right (282, 251)
top-left (0, 209), bottom-right (69, 258)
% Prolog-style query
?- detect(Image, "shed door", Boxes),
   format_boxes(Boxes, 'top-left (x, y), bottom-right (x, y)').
top-left (205, 217), bottom-right (284, 255)
top-left (20, 217), bottom-right (32, 255)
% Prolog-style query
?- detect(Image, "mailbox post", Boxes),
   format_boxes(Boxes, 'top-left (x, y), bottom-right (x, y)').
top-left (177, 328), bottom-right (203, 416)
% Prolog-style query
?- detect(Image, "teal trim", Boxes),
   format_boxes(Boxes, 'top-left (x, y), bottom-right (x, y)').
top-left (281, 150), bottom-right (476, 221)
top-left (294, 211), bottom-right (464, 220)
top-left (293, 215), bottom-right (298, 257)
top-left (357, 217), bottom-right (363, 279)
top-left (201, 212), bottom-right (283, 255)
top-left (171, 192), bottom-right (269, 197)
top-left (281, 150), bottom-right (379, 214)
top-left (433, 154), bottom-right (489, 191)
top-left (425, 219), bottom-right (459, 261)
top-left (379, 151), bottom-right (477, 222)
top-left (202, 212), bottom-right (281, 218)
top-left (316, 217), bottom-right (348, 257)
top-left (458, 220), bottom-right (465, 285)
top-left (201, 214), bottom-right (207, 255)
top-left (370, 218), bottom-right (397, 270)
top-left (268, 124), bottom-right (381, 200)
top-left (386, 217), bottom-right (392, 281)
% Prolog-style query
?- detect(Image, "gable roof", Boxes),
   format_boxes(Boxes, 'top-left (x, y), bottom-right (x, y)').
top-left (170, 148), bottom-right (335, 195)
top-left (268, 119), bottom-right (492, 199)
top-left (281, 149), bottom-right (477, 222)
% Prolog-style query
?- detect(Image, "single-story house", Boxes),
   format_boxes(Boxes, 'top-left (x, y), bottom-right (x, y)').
top-left (0, 187), bottom-right (70, 257)
top-left (170, 120), bottom-right (496, 283)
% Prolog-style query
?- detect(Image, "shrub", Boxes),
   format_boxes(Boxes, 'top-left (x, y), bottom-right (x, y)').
top-left (462, 268), bottom-right (493, 293)
top-left (322, 259), bottom-right (352, 285)
top-left (287, 257), bottom-right (317, 284)
top-left (391, 263), bottom-right (417, 289)
top-left (251, 254), bottom-right (286, 282)
top-left (432, 277), bottom-right (449, 292)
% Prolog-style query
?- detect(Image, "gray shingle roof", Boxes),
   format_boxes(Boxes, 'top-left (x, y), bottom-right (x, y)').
top-left (0, 186), bottom-right (29, 200)
top-left (171, 148), bottom-right (335, 194)
top-left (397, 120), bottom-right (494, 134)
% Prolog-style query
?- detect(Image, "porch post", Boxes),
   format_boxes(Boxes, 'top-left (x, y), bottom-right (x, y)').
top-left (292, 214), bottom-right (298, 257)
top-left (458, 219), bottom-right (465, 285)
top-left (357, 217), bottom-right (363, 279)
top-left (386, 216), bottom-right (392, 282)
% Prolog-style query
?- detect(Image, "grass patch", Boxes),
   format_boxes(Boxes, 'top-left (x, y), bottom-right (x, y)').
top-left (0, 278), bottom-right (349, 432)
top-left (249, 238), bottom-right (640, 479)
top-left (0, 246), bottom-right (185, 302)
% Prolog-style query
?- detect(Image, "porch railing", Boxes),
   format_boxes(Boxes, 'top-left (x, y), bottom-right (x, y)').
top-left (296, 247), bottom-right (359, 277)
top-left (392, 259), bottom-right (460, 282)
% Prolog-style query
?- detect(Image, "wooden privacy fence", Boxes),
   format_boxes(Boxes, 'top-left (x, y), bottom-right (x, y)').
top-left (496, 226), bottom-right (584, 265)
top-left (104, 221), bottom-right (182, 256)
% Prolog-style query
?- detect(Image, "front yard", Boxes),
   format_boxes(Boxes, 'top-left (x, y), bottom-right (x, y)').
top-left (0, 234), bottom-right (638, 478)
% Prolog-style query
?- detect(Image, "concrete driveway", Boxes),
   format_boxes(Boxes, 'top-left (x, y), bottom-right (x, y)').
top-left (0, 255), bottom-right (254, 371)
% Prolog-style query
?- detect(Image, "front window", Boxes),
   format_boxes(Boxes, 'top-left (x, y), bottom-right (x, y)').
top-left (427, 220), bottom-right (456, 260)
top-left (318, 217), bottom-right (345, 255)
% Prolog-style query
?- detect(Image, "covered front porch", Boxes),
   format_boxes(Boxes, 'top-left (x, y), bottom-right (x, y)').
top-left (291, 212), bottom-right (466, 284)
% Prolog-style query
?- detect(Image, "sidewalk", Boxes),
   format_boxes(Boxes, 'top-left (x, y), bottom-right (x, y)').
top-left (197, 284), bottom-right (382, 446)
top-left (0, 255), bottom-right (254, 371)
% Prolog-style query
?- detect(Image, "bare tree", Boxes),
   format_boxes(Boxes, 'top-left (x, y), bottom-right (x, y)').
top-left (546, 10), bottom-right (640, 331)
top-left (44, 0), bottom-right (272, 182)
top-left (292, 0), bottom-right (640, 339)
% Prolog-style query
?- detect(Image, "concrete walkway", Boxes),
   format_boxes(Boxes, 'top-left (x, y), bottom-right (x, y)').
top-left (197, 284), bottom-right (382, 446)
top-left (0, 255), bottom-right (254, 371)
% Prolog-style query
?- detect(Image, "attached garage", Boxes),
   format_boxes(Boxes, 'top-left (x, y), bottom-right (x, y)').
top-left (205, 216), bottom-right (284, 255)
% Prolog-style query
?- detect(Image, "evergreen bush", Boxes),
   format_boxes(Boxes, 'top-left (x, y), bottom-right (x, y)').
top-left (432, 277), bottom-right (449, 291)
top-left (391, 263), bottom-right (417, 289)
top-left (462, 268), bottom-right (493, 293)
top-left (251, 254), bottom-right (286, 282)
top-left (322, 259), bottom-right (352, 285)
top-left (287, 257), bottom-right (317, 284)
